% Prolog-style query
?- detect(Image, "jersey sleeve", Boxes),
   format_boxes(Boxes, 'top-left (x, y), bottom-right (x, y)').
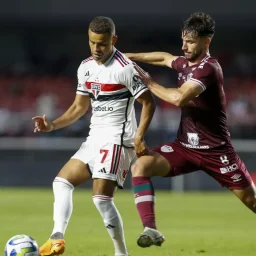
top-left (189, 62), bottom-right (215, 91)
top-left (172, 56), bottom-right (187, 72)
top-left (76, 64), bottom-right (89, 96)
top-left (120, 64), bottom-right (148, 99)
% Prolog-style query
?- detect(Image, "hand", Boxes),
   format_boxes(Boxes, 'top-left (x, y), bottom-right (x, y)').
top-left (32, 114), bottom-right (55, 133)
top-left (133, 64), bottom-right (153, 87)
top-left (134, 135), bottom-right (149, 157)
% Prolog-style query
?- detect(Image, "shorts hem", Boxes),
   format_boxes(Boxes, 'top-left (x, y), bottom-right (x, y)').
top-left (92, 175), bottom-right (124, 189)
top-left (226, 182), bottom-right (253, 190)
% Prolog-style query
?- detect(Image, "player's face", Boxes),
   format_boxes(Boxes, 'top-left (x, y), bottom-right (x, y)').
top-left (182, 32), bottom-right (208, 62)
top-left (88, 29), bottom-right (117, 64)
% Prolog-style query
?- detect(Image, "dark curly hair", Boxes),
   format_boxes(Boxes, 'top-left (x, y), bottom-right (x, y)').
top-left (182, 12), bottom-right (215, 38)
top-left (89, 16), bottom-right (115, 35)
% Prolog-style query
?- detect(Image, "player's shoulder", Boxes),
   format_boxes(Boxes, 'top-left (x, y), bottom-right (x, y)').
top-left (111, 50), bottom-right (133, 71)
top-left (198, 55), bottom-right (220, 72)
top-left (81, 56), bottom-right (94, 65)
top-left (78, 56), bottom-right (94, 69)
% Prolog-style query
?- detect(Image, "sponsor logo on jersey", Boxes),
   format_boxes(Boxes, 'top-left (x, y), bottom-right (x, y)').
top-left (160, 145), bottom-right (174, 153)
top-left (187, 133), bottom-right (199, 146)
top-left (91, 83), bottom-right (101, 99)
top-left (220, 163), bottom-right (238, 174)
top-left (92, 106), bottom-right (114, 112)
top-left (180, 142), bottom-right (209, 149)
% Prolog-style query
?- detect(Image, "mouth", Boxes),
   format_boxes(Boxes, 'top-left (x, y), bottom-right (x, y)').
top-left (93, 53), bottom-right (102, 58)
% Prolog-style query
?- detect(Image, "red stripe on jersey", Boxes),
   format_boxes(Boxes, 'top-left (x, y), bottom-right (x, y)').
top-left (86, 82), bottom-right (126, 91)
top-left (114, 56), bottom-right (124, 67)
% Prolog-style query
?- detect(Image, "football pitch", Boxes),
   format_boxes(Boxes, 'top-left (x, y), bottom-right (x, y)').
top-left (1, 188), bottom-right (256, 256)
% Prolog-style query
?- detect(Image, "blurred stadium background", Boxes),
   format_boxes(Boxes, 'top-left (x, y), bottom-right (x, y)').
top-left (0, 0), bottom-right (255, 190)
top-left (0, 1), bottom-right (256, 255)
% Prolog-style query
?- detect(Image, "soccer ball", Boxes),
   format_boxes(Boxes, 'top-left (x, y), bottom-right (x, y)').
top-left (5, 234), bottom-right (39, 256)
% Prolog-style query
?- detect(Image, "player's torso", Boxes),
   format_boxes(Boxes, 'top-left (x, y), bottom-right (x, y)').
top-left (175, 56), bottom-right (231, 149)
top-left (80, 51), bottom-right (137, 146)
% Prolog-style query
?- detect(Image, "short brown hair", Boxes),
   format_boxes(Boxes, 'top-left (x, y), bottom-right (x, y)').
top-left (89, 16), bottom-right (115, 35)
top-left (182, 12), bottom-right (215, 38)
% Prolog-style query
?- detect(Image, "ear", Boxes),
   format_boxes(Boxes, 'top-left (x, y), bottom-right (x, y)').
top-left (112, 35), bottom-right (118, 45)
top-left (205, 37), bottom-right (211, 46)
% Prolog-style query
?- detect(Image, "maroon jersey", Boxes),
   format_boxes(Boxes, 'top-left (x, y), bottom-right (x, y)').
top-left (172, 54), bottom-right (231, 149)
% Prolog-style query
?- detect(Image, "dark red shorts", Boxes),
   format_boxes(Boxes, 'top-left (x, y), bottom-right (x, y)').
top-left (153, 140), bottom-right (252, 190)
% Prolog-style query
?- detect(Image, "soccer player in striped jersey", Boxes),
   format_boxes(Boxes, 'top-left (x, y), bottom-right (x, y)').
top-left (32, 16), bottom-right (155, 256)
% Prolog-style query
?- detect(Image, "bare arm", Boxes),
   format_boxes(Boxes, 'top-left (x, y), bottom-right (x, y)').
top-left (125, 52), bottom-right (177, 68)
top-left (133, 65), bottom-right (204, 107)
top-left (135, 90), bottom-right (156, 139)
top-left (33, 94), bottom-right (91, 132)
top-left (148, 80), bottom-right (204, 107)
top-left (52, 94), bottom-right (90, 130)
top-left (134, 90), bottom-right (156, 156)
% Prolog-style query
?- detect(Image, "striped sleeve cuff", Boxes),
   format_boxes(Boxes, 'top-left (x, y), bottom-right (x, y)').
top-left (76, 90), bottom-right (89, 96)
top-left (134, 87), bottom-right (148, 99)
top-left (190, 78), bottom-right (206, 90)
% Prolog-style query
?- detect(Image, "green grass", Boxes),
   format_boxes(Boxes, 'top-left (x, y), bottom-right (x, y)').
top-left (1, 188), bottom-right (256, 256)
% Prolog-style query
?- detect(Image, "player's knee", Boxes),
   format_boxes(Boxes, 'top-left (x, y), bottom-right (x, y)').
top-left (131, 159), bottom-right (148, 177)
top-left (53, 177), bottom-right (75, 191)
top-left (243, 197), bottom-right (256, 214)
top-left (249, 200), bottom-right (256, 214)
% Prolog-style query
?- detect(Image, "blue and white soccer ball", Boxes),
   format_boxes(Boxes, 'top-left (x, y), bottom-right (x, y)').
top-left (5, 234), bottom-right (39, 256)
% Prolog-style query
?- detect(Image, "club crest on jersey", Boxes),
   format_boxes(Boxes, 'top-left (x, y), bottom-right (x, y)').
top-left (91, 83), bottom-right (101, 99)
top-left (187, 133), bottom-right (199, 146)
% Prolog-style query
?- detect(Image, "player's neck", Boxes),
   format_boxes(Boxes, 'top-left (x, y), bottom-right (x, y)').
top-left (188, 51), bottom-right (210, 66)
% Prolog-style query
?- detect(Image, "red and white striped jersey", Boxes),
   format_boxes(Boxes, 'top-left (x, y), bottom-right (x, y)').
top-left (76, 48), bottom-right (148, 147)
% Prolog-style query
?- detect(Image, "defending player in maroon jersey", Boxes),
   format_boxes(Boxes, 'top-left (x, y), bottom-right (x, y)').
top-left (125, 12), bottom-right (256, 249)
top-left (173, 54), bottom-right (230, 149)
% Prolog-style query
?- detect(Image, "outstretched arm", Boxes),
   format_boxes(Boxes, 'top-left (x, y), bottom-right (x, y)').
top-left (32, 94), bottom-right (91, 132)
top-left (134, 66), bottom-right (204, 107)
top-left (125, 52), bottom-right (177, 68)
top-left (148, 80), bottom-right (204, 107)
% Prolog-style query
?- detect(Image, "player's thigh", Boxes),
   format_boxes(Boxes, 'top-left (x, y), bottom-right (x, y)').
top-left (57, 159), bottom-right (91, 187)
top-left (93, 178), bottom-right (117, 197)
top-left (57, 140), bottom-right (95, 186)
top-left (201, 146), bottom-right (253, 190)
top-left (231, 183), bottom-right (256, 212)
top-left (138, 141), bottom-right (200, 177)
top-left (91, 142), bottom-right (134, 190)
top-left (131, 150), bottom-right (171, 177)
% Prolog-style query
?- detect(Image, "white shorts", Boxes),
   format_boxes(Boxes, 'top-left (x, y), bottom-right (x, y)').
top-left (71, 139), bottom-right (136, 188)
